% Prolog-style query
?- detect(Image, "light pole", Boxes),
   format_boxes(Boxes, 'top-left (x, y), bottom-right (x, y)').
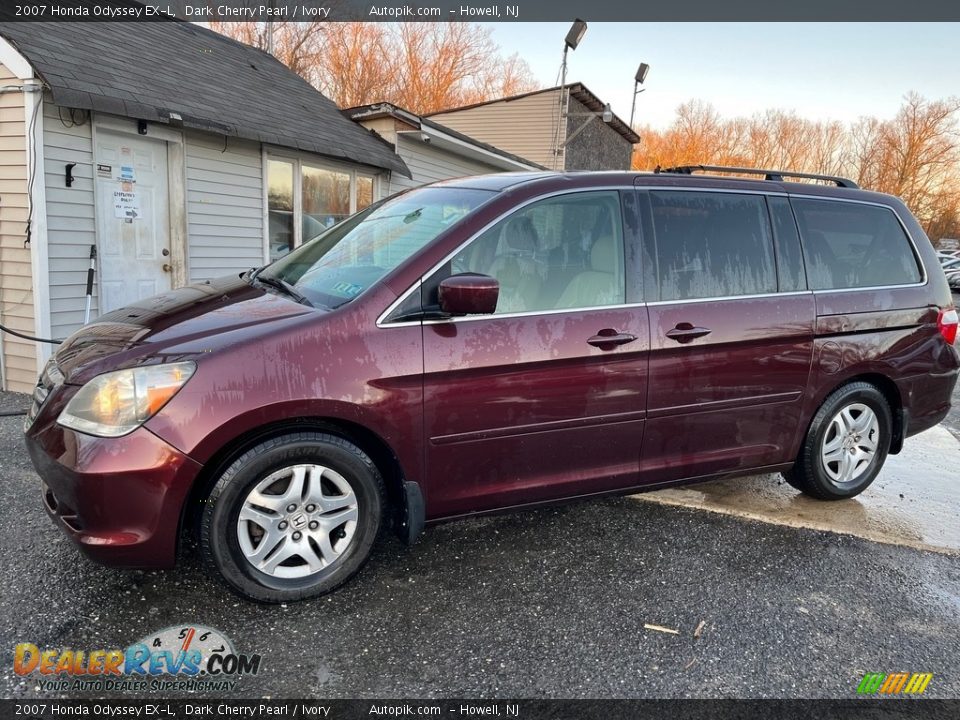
top-left (629, 63), bottom-right (651, 129)
top-left (554, 19), bottom-right (588, 170)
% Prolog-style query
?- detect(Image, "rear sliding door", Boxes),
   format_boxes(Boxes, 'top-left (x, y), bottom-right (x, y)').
top-left (638, 189), bottom-right (816, 483)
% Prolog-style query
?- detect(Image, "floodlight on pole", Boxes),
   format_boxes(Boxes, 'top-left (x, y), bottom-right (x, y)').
top-left (555, 19), bottom-right (588, 169)
top-left (565, 19), bottom-right (588, 50)
top-left (629, 62), bottom-right (651, 130)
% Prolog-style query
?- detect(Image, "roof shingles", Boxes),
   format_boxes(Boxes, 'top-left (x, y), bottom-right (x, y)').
top-left (0, 9), bottom-right (409, 176)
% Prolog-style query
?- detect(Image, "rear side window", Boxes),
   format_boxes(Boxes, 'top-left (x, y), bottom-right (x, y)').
top-left (651, 191), bottom-right (776, 301)
top-left (792, 199), bottom-right (922, 290)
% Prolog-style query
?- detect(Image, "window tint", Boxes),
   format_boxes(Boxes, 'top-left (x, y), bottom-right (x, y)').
top-left (448, 191), bottom-right (625, 314)
top-left (651, 192), bottom-right (776, 301)
top-left (768, 197), bottom-right (807, 292)
top-left (792, 199), bottom-right (922, 290)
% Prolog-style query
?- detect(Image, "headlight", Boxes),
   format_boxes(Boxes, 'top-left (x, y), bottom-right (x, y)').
top-left (58, 362), bottom-right (196, 438)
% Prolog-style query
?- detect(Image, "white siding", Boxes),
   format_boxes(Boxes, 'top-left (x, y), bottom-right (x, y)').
top-left (42, 116), bottom-right (267, 339)
top-left (42, 101), bottom-right (96, 343)
top-left (388, 135), bottom-right (502, 193)
top-left (185, 131), bottom-right (263, 282)
top-left (0, 64), bottom-right (35, 392)
top-left (430, 90), bottom-right (563, 169)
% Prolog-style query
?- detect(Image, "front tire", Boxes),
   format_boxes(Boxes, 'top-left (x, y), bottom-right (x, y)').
top-left (200, 432), bottom-right (385, 603)
top-left (784, 382), bottom-right (892, 500)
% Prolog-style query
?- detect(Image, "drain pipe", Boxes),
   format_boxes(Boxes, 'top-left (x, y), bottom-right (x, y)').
top-left (0, 81), bottom-right (43, 391)
top-left (0, 309), bottom-right (6, 392)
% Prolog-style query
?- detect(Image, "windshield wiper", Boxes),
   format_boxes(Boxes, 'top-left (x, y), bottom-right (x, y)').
top-left (253, 275), bottom-right (313, 307)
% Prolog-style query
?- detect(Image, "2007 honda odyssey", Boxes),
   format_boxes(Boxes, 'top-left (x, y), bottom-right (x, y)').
top-left (24, 166), bottom-right (960, 602)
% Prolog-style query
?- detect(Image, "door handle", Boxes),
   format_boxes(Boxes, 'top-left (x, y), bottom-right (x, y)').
top-left (587, 329), bottom-right (637, 349)
top-left (162, 263), bottom-right (172, 273)
top-left (665, 323), bottom-right (711, 344)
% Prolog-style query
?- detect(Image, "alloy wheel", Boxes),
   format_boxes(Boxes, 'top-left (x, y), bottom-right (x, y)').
top-left (236, 464), bottom-right (359, 579)
top-left (820, 402), bottom-right (880, 488)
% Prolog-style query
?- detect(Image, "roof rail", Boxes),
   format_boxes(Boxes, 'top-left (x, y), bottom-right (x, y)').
top-left (655, 164), bottom-right (859, 189)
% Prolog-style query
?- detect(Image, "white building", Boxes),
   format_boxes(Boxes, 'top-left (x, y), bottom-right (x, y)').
top-left (0, 21), bottom-right (411, 392)
top-left (346, 103), bottom-right (544, 193)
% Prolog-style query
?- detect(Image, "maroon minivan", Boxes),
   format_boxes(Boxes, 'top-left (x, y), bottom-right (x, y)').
top-left (24, 167), bottom-right (960, 602)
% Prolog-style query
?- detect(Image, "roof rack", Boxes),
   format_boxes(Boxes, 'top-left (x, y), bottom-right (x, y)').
top-left (655, 164), bottom-right (859, 189)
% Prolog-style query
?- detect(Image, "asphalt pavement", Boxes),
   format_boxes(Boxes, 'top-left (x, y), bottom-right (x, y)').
top-left (636, 425), bottom-right (960, 555)
top-left (1, 387), bottom-right (959, 699)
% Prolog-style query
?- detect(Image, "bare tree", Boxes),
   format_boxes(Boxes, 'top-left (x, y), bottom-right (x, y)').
top-left (209, 21), bottom-right (539, 115)
top-left (633, 94), bottom-right (960, 242)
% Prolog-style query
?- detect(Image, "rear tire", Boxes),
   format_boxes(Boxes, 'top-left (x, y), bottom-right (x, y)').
top-left (784, 382), bottom-right (892, 500)
top-left (200, 432), bottom-right (385, 603)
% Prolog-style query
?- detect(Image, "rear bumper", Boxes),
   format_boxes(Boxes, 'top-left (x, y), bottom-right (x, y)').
top-left (25, 418), bottom-right (202, 569)
top-left (900, 346), bottom-right (959, 439)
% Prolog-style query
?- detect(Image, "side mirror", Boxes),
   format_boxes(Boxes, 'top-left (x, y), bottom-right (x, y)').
top-left (438, 273), bottom-right (499, 316)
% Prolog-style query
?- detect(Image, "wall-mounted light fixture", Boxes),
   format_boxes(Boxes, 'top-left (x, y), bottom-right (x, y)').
top-left (564, 103), bottom-right (614, 147)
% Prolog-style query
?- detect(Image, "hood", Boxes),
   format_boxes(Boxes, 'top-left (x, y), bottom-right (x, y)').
top-left (53, 275), bottom-right (314, 385)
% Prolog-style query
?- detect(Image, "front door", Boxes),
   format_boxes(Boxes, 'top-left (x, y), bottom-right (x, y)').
top-left (421, 190), bottom-right (650, 518)
top-left (95, 131), bottom-right (171, 314)
top-left (638, 189), bottom-right (815, 483)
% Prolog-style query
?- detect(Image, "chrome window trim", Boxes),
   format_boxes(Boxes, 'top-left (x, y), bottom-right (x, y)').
top-left (376, 185), bottom-right (931, 327)
top-left (420, 301), bottom-right (648, 326)
top-left (385, 291), bottom-right (821, 330)
top-left (646, 290), bottom-right (812, 307)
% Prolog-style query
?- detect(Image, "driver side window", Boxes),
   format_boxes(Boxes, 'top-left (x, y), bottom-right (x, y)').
top-left (449, 191), bottom-right (626, 315)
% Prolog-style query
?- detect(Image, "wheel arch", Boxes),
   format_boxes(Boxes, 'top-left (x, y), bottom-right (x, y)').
top-left (849, 372), bottom-right (906, 454)
top-left (178, 415), bottom-right (410, 553)
top-left (816, 372), bottom-right (905, 454)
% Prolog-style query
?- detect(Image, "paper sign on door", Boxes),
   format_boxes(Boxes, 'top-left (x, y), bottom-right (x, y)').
top-left (113, 189), bottom-right (140, 219)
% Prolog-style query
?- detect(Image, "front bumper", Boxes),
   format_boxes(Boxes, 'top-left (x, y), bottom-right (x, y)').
top-left (25, 405), bottom-right (202, 569)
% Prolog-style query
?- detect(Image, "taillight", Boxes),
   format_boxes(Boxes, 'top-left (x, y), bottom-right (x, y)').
top-left (938, 307), bottom-right (959, 345)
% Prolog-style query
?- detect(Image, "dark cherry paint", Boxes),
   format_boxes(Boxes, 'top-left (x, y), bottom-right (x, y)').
top-left (438, 274), bottom-right (500, 315)
top-left (24, 171), bottom-right (960, 569)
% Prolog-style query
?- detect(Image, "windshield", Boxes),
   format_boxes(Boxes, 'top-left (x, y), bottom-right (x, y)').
top-left (258, 186), bottom-right (494, 309)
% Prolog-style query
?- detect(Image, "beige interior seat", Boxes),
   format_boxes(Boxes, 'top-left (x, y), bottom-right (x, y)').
top-left (487, 216), bottom-right (543, 313)
top-left (556, 234), bottom-right (620, 309)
